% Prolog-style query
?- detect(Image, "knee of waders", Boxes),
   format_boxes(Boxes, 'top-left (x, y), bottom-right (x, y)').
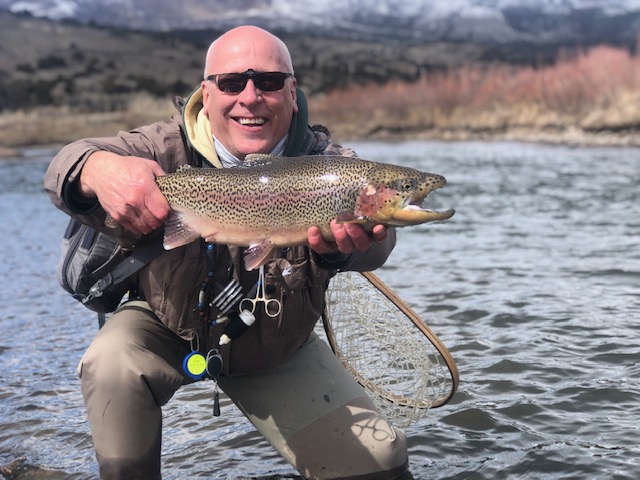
top-left (353, 424), bottom-right (409, 479)
top-left (284, 399), bottom-right (409, 479)
top-left (77, 302), bottom-right (162, 381)
top-left (78, 321), bottom-right (135, 380)
top-left (77, 308), bottom-right (186, 408)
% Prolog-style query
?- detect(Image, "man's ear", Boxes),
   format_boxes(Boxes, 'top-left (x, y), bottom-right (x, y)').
top-left (201, 82), bottom-right (210, 116)
top-left (291, 78), bottom-right (298, 113)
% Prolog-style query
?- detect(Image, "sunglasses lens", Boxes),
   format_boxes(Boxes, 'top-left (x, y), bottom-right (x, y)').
top-left (254, 73), bottom-right (288, 91)
top-left (216, 74), bottom-right (248, 93)
top-left (212, 71), bottom-right (291, 93)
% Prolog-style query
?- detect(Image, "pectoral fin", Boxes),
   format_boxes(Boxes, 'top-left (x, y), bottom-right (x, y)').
top-left (243, 241), bottom-right (277, 271)
top-left (163, 212), bottom-right (201, 249)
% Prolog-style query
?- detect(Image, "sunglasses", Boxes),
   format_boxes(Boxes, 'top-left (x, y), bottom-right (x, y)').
top-left (206, 69), bottom-right (293, 93)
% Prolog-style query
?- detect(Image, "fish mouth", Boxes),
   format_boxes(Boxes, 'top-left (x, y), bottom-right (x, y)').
top-left (389, 196), bottom-right (455, 224)
top-left (403, 203), bottom-right (455, 221)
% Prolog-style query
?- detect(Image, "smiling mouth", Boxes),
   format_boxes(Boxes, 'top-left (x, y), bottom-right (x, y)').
top-left (236, 117), bottom-right (266, 126)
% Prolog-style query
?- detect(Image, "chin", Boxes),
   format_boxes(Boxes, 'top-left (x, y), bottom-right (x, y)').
top-left (236, 141), bottom-right (273, 157)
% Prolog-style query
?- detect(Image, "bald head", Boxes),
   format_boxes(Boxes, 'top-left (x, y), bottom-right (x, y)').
top-left (204, 26), bottom-right (294, 77)
top-left (200, 25), bottom-right (298, 160)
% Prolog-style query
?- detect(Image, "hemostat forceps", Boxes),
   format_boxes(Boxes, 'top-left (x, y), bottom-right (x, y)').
top-left (240, 265), bottom-right (282, 318)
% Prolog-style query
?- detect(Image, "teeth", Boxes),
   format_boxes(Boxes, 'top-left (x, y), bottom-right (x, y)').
top-left (238, 118), bottom-right (265, 125)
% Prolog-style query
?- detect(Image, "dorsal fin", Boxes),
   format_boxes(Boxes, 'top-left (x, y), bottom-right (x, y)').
top-left (242, 154), bottom-right (277, 168)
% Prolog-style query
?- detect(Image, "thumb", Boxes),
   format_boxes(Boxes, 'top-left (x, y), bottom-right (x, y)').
top-left (147, 160), bottom-right (167, 178)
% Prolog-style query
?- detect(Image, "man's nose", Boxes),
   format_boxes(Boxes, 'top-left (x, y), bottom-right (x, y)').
top-left (237, 79), bottom-right (262, 103)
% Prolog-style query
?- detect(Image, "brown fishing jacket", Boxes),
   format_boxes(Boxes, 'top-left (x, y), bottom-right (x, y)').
top-left (44, 86), bottom-right (396, 375)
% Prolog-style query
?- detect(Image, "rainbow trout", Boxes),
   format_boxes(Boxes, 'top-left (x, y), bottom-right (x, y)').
top-left (156, 154), bottom-right (454, 270)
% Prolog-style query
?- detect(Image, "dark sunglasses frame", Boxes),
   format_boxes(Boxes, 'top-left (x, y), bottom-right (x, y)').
top-left (205, 69), bottom-right (293, 93)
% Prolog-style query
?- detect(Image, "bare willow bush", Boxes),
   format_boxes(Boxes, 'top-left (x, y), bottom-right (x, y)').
top-left (308, 44), bottom-right (640, 139)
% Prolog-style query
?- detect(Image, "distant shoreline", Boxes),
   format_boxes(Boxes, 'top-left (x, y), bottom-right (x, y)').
top-left (355, 126), bottom-right (640, 148)
top-left (1, 122), bottom-right (639, 159)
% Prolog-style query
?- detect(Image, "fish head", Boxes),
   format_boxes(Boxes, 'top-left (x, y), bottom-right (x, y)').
top-left (355, 165), bottom-right (455, 226)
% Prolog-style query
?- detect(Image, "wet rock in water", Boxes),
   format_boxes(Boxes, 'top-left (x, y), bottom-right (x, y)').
top-left (0, 458), bottom-right (61, 479)
top-left (0, 147), bottom-right (21, 158)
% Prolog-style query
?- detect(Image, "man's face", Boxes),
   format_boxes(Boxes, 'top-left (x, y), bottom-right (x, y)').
top-left (202, 36), bottom-right (298, 160)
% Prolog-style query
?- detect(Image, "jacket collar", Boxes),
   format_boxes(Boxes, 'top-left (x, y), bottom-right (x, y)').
top-left (182, 86), bottom-right (223, 168)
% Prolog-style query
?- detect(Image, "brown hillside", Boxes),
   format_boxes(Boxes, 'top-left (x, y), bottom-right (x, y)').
top-left (1, 11), bottom-right (639, 149)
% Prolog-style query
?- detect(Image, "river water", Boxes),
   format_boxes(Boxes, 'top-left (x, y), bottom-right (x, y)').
top-left (0, 141), bottom-right (638, 479)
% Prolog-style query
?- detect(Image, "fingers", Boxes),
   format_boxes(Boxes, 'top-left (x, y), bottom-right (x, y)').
top-left (308, 221), bottom-right (388, 256)
top-left (307, 226), bottom-right (339, 255)
top-left (106, 182), bottom-right (169, 235)
top-left (371, 224), bottom-right (388, 243)
top-left (142, 187), bottom-right (171, 229)
top-left (112, 197), bottom-right (167, 235)
top-left (331, 222), bottom-right (362, 254)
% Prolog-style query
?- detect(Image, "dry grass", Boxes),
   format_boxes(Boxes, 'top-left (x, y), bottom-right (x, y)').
top-left (308, 44), bottom-right (640, 145)
top-left (0, 94), bottom-right (177, 149)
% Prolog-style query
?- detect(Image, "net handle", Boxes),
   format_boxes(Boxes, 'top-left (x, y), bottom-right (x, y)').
top-left (323, 271), bottom-right (459, 408)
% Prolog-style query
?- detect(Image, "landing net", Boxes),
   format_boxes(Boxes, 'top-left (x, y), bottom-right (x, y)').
top-left (322, 271), bottom-right (459, 427)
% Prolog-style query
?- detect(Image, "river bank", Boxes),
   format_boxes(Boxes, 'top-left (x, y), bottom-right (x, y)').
top-left (2, 128), bottom-right (638, 159)
top-left (1, 109), bottom-right (638, 159)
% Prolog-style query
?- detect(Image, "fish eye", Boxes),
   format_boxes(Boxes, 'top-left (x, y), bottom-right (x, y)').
top-left (399, 179), bottom-right (417, 191)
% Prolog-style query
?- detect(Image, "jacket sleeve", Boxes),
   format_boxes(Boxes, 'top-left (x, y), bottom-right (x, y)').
top-left (340, 228), bottom-right (396, 272)
top-left (44, 118), bottom-right (184, 221)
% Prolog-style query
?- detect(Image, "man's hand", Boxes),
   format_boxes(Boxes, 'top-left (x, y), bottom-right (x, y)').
top-left (308, 220), bottom-right (388, 256)
top-left (79, 151), bottom-right (170, 235)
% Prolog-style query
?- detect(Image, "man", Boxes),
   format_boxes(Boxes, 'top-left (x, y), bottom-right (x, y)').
top-left (45, 26), bottom-right (410, 479)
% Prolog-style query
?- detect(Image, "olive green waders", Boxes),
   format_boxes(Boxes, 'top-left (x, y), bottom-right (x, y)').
top-left (78, 301), bottom-right (409, 479)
